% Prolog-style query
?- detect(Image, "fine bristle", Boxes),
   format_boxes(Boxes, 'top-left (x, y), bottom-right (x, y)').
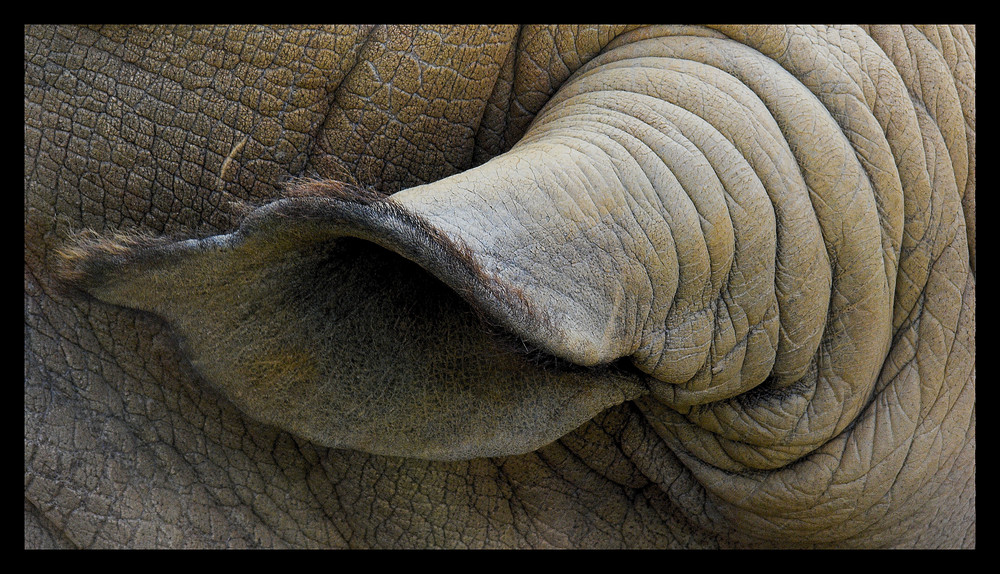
top-left (53, 229), bottom-right (170, 289)
top-left (281, 178), bottom-right (387, 204)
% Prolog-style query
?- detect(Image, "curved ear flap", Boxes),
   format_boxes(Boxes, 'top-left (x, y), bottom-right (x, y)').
top-left (56, 181), bottom-right (646, 461)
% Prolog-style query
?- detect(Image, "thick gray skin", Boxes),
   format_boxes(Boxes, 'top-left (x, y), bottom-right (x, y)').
top-left (25, 25), bottom-right (975, 548)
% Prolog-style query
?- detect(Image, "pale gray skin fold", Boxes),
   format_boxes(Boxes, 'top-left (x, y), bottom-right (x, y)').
top-left (25, 25), bottom-right (975, 548)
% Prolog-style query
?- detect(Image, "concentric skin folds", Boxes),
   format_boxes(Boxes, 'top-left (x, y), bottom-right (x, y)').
top-left (49, 25), bottom-right (974, 547)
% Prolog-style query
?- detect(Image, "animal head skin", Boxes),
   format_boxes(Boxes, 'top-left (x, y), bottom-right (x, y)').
top-left (27, 24), bottom-right (974, 548)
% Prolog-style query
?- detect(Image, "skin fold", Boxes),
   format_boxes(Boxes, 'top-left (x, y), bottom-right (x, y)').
top-left (25, 24), bottom-right (974, 548)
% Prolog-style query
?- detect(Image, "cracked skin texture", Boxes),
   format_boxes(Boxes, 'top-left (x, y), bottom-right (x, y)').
top-left (25, 25), bottom-right (974, 548)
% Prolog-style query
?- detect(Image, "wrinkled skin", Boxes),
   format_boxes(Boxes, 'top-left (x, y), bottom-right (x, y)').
top-left (25, 25), bottom-right (975, 548)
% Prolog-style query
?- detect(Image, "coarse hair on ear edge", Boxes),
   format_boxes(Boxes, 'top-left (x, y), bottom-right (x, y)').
top-left (53, 228), bottom-right (175, 291)
top-left (280, 177), bottom-right (388, 205)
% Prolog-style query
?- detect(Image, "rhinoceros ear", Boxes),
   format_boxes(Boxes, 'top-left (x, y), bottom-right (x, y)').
top-left (53, 179), bottom-right (648, 461)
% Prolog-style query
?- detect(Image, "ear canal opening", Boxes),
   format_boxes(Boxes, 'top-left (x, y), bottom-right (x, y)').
top-left (323, 234), bottom-right (580, 372)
